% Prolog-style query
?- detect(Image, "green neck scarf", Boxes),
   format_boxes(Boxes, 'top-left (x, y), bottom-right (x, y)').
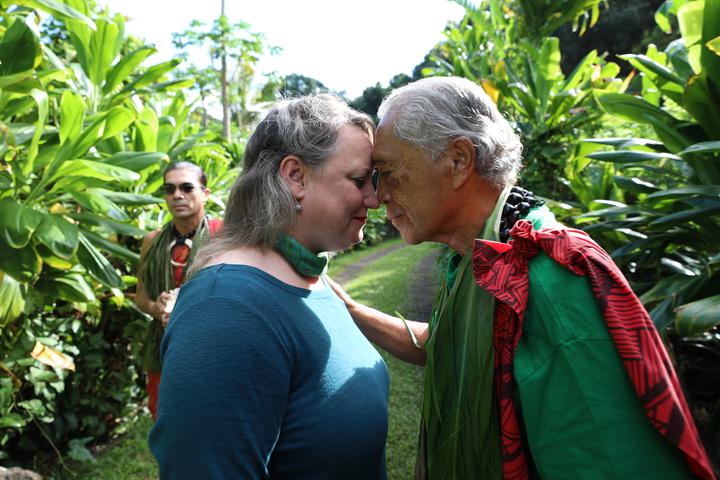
top-left (416, 186), bottom-right (512, 480)
top-left (275, 234), bottom-right (329, 277)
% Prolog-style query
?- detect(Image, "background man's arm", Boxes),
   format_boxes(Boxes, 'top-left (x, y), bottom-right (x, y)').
top-left (134, 230), bottom-right (169, 323)
top-left (326, 276), bottom-right (428, 365)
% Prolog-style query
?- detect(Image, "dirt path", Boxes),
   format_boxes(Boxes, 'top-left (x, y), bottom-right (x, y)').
top-left (333, 242), bottom-right (406, 285)
top-left (403, 247), bottom-right (443, 322)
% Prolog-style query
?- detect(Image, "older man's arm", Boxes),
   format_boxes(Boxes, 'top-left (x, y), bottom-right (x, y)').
top-left (326, 276), bottom-right (428, 365)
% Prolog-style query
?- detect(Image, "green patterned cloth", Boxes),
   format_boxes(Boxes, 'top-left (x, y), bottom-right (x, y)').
top-left (275, 234), bottom-right (329, 277)
top-left (416, 186), bottom-right (511, 480)
top-left (138, 217), bottom-right (213, 372)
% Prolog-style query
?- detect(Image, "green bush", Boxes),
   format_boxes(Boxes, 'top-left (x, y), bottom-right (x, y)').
top-left (0, 0), bottom-right (234, 469)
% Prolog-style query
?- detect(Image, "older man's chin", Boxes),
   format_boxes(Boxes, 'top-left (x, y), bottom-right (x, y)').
top-left (392, 219), bottom-right (424, 246)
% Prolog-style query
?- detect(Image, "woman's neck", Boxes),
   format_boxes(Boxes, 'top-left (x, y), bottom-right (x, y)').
top-left (209, 247), bottom-right (325, 290)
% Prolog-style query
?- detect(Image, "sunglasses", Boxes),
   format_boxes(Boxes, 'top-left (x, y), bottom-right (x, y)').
top-left (162, 183), bottom-right (202, 195)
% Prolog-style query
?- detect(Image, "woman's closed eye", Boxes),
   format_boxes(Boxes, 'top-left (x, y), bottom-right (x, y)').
top-left (352, 177), bottom-right (367, 187)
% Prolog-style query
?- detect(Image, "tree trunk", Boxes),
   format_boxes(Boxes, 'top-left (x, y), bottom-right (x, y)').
top-left (221, 55), bottom-right (230, 142)
top-left (220, 0), bottom-right (231, 142)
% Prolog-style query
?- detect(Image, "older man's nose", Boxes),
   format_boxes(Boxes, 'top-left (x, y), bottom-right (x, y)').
top-left (376, 179), bottom-right (392, 204)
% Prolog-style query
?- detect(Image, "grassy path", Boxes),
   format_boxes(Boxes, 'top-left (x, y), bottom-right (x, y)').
top-left (60, 240), bottom-right (442, 479)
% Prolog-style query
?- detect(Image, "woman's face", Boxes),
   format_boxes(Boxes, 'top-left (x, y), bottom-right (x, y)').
top-left (294, 125), bottom-right (379, 253)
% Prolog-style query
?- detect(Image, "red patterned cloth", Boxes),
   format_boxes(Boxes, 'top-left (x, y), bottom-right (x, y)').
top-left (472, 220), bottom-right (715, 480)
top-left (147, 371), bottom-right (161, 420)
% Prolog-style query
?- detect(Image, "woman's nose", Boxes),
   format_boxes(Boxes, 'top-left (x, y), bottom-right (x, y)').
top-left (364, 182), bottom-right (380, 209)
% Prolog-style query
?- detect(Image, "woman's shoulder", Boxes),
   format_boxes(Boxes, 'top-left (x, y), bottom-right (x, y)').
top-left (185, 263), bottom-right (279, 298)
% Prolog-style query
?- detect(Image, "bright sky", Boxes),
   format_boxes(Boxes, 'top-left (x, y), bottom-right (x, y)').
top-left (100, 0), bottom-right (466, 99)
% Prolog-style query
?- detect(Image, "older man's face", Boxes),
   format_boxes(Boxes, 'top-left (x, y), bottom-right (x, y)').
top-left (372, 117), bottom-right (453, 245)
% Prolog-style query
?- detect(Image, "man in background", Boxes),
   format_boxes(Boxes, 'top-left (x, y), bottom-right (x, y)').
top-left (134, 161), bottom-right (221, 419)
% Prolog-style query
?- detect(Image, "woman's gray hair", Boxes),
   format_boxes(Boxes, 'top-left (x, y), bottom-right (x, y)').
top-left (377, 76), bottom-right (522, 189)
top-left (189, 94), bottom-right (373, 275)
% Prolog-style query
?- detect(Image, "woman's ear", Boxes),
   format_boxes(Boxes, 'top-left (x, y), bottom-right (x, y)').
top-left (279, 155), bottom-right (308, 199)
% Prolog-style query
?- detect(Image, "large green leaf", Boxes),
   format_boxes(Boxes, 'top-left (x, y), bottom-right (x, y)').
top-left (665, 38), bottom-right (695, 82)
top-left (583, 137), bottom-right (664, 149)
top-left (10, 0), bottom-right (94, 29)
top-left (101, 151), bottom-right (167, 171)
top-left (0, 70), bottom-right (35, 90)
top-left (655, 1), bottom-right (673, 34)
top-left (0, 237), bottom-right (42, 283)
top-left (90, 189), bottom-right (162, 206)
top-left (0, 17), bottom-right (41, 76)
top-left (649, 204), bottom-right (720, 226)
top-left (708, 35), bottom-right (720, 56)
top-left (588, 150), bottom-right (682, 163)
top-left (685, 71), bottom-right (720, 138)
top-left (0, 199), bottom-right (43, 248)
top-left (103, 46), bottom-right (155, 95)
top-left (24, 88), bottom-right (49, 174)
top-left (619, 54), bottom-right (685, 105)
top-left (67, 189), bottom-right (129, 221)
top-left (679, 140), bottom-right (720, 155)
top-left (561, 49), bottom-right (597, 92)
top-left (67, 115), bottom-right (106, 159)
top-left (88, 16), bottom-right (120, 87)
top-left (596, 92), bottom-right (694, 152)
top-left (125, 59), bottom-right (181, 92)
top-left (678, 0), bottom-right (705, 74)
top-left (68, 212), bottom-right (146, 237)
top-left (34, 213), bottom-right (79, 260)
top-left (701, 0), bottom-right (720, 82)
top-left (134, 107), bottom-right (158, 152)
top-left (50, 160), bottom-right (140, 186)
top-left (59, 90), bottom-right (85, 144)
top-left (63, 2), bottom-right (93, 77)
top-left (148, 78), bottom-right (195, 92)
top-left (612, 176), bottom-right (660, 194)
top-left (81, 229), bottom-right (139, 264)
top-left (34, 271), bottom-right (94, 303)
top-left (647, 185), bottom-right (720, 200)
top-left (675, 294), bottom-right (720, 336)
top-left (0, 273), bottom-right (25, 326)
top-left (76, 233), bottom-right (122, 289)
top-left (101, 106), bottom-right (135, 140)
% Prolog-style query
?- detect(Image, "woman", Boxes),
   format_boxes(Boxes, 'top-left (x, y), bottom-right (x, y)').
top-left (149, 94), bottom-right (388, 480)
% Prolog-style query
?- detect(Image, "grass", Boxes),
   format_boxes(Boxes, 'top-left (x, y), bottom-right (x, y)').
top-left (54, 415), bottom-right (157, 479)
top-left (56, 239), bottom-right (439, 480)
top-left (327, 237), bottom-right (404, 273)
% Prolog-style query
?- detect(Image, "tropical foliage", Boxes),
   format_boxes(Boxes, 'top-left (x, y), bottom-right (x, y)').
top-left (0, 0), bottom-right (234, 468)
top-left (575, 0), bottom-right (720, 336)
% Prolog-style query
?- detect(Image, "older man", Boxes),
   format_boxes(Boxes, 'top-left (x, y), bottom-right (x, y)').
top-left (333, 77), bottom-right (714, 479)
top-left (134, 161), bottom-right (222, 419)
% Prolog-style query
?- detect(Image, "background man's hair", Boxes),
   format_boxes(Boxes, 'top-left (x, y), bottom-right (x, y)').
top-left (164, 161), bottom-right (207, 187)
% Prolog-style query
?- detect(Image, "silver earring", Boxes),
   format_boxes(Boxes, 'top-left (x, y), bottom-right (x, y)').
top-left (295, 202), bottom-right (302, 212)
